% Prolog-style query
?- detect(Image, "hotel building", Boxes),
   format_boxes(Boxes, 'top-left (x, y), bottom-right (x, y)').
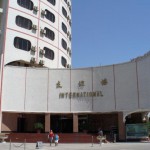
top-left (0, 0), bottom-right (149, 142)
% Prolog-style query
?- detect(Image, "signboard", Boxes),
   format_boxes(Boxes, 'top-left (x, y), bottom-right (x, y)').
top-left (126, 123), bottom-right (148, 139)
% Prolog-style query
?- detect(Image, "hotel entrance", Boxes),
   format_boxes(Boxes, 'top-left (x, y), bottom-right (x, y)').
top-left (51, 114), bottom-right (73, 133)
top-left (78, 113), bottom-right (118, 134)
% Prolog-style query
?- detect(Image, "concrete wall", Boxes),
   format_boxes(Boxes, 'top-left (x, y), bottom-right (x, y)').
top-left (2, 55), bottom-right (150, 113)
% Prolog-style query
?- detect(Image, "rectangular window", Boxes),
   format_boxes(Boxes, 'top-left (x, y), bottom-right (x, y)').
top-left (62, 39), bottom-right (67, 50)
top-left (14, 37), bottom-right (31, 51)
top-left (61, 56), bottom-right (67, 67)
top-left (16, 16), bottom-right (32, 30)
top-left (45, 27), bottom-right (55, 41)
top-left (44, 47), bottom-right (54, 60)
top-left (45, 9), bottom-right (55, 23)
top-left (47, 0), bottom-right (56, 6)
top-left (62, 22), bottom-right (67, 34)
top-left (62, 7), bottom-right (67, 18)
top-left (17, 0), bottom-right (33, 10)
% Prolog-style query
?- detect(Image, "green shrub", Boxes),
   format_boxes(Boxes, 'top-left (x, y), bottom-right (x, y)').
top-left (34, 122), bottom-right (44, 130)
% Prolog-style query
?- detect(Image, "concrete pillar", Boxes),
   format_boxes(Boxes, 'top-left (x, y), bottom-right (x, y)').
top-left (73, 113), bottom-right (78, 133)
top-left (45, 113), bottom-right (50, 133)
top-left (0, 112), bottom-right (2, 132)
top-left (118, 112), bottom-right (126, 141)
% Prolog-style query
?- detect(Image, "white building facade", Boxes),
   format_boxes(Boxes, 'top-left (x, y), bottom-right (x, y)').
top-left (0, 0), bottom-right (71, 68)
top-left (0, 0), bottom-right (150, 141)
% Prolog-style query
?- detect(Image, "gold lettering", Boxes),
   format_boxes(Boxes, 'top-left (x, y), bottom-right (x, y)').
top-left (78, 81), bottom-right (85, 87)
top-left (97, 91), bottom-right (100, 97)
top-left (59, 93), bottom-right (64, 98)
top-left (89, 92), bottom-right (92, 97)
top-left (73, 92), bottom-right (76, 98)
top-left (65, 93), bottom-right (68, 98)
top-left (93, 92), bottom-right (96, 97)
top-left (80, 92), bottom-right (83, 97)
top-left (86, 92), bottom-right (89, 97)
top-left (69, 92), bottom-right (72, 98)
top-left (59, 93), bottom-right (61, 98)
top-left (59, 91), bottom-right (104, 98)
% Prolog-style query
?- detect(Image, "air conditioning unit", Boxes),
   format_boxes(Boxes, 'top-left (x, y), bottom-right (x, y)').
top-left (39, 60), bottom-right (44, 65)
top-left (33, 6), bottom-right (38, 12)
top-left (40, 49), bottom-right (45, 55)
top-left (30, 57), bottom-right (35, 63)
top-left (67, 47), bottom-right (70, 53)
top-left (32, 24), bottom-right (37, 30)
top-left (67, 2), bottom-right (70, 7)
top-left (69, 50), bottom-right (71, 56)
top-left (69, 35), bottom-right (72, 41)
top-left (41, 10), bottom-right (46, 16)
top-left (69, 20), bottom-right (72, 26)
top-left (40, 28), bottom-right (46, 34)
top-left (67, 31), bottom-right (70, 37)
top-left (64, 63), bottom-right (67, 68)
top-left (31, 46), bottom-right (36, 52)
top-left (40, 60), bottom-right (44, 65)
top-left (67, 15), bottom-right (70, 21)
top-left (69, 6), bottom-right (71, 12)
top-left (67, 64), bottom-right (70, 68)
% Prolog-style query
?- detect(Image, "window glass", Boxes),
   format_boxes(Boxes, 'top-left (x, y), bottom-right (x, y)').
top-left (61, 39), bottom-right (67, 50)
top-left (62, 22), bottom-right (67, 34)
top-left (17, 0), bottom-right (33, 10)
top-left (45, 9), bottom-right (55, 23)
top-left (64, 0), bottom-right (67, 4)
top-left (45, 27), bottom-right (55, 41)
top-left (14, 37), bottom-right (31, 51)
top-left (47, 0), bottom-right (56, 6)
top-left (44, 47), bottom-right (54, 60)
top-left (62, 7), bottom-right (67, 18)
top-left (61, 56), bottom-right (67, 67)
top-left (16, 16), bottom-right (32, 30)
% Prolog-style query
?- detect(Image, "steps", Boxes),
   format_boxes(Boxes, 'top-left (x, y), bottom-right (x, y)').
top-left (6, 133), bottom-right (112, 143)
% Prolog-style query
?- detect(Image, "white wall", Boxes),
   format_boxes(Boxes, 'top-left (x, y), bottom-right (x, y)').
top-left (71, 68), bottom-right (93, 112)
top-left (137, 56), bottom-right (150, 109)
top-left (2, 55), bottom-right (150, 113)
top-left (48, 69), bottom-right (71, 112)
top-left (3, 0), bottom-right (71, 68)
top-left (2, 67), bottom-right (26, 111)
top-left (114, 62), bottom-right (138, 111)
top-left (93, 66), bottom-right (115, 112)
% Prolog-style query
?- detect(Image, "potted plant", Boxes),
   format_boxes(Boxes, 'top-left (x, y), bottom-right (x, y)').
top-left (80, 121), bottom-right (88, 133)
top-left (34, 122), bottom-right (44, 133)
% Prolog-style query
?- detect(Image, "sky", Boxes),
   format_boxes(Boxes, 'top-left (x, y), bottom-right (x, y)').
top-left (72, 0), bottom-right (150, 68)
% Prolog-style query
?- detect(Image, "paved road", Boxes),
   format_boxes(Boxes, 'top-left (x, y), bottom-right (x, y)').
top-left (0, 142), bottom-right (150, 150)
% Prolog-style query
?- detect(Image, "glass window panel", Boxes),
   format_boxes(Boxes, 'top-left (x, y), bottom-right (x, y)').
top-left (17, 0), bottom-right (33, 10)
top-left (45, 9), bottom-right (55, 23)
top-left (44, 47), bottom-right (54, 60)
top-left (61, 56), bottom-right (67, 67)
top-left (14, 37), bottom-right (31, 51)
top-left (16, 16), bottom-right (32, 30)
top-left (61, 39), bottom-right (67, 50)
top-left (47, 0), bottom-right (56, 6)
top-left (45, 27), bottom-right (55, 41)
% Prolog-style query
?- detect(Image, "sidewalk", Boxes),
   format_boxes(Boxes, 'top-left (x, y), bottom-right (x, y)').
top-left (0, 142), bottom-right (150, 150)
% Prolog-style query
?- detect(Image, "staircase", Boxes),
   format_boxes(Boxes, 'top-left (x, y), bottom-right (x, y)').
top-left (6, 133), bottom-right (112, 143)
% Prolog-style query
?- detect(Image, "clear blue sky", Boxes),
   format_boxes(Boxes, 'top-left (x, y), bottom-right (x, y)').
top-left (72, 0), bottom-right (150, 68)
